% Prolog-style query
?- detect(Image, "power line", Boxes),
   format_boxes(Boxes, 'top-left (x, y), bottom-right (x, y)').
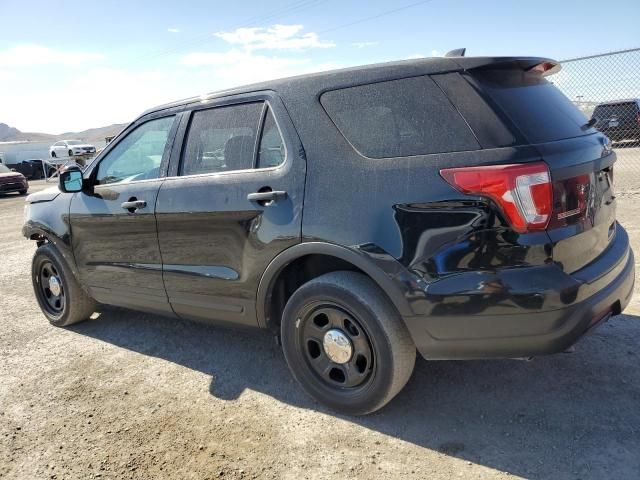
top-left (317, 0), bottom-right (436, 34)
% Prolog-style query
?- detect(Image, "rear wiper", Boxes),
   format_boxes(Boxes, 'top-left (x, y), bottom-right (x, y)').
top-left (582, 117), bottom-right (597, 131)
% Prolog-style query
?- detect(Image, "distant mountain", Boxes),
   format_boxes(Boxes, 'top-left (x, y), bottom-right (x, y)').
top-left (0, 122), bottom-right (128, 144)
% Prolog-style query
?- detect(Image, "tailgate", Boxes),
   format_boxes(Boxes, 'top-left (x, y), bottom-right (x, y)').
top-left (537, 135), bottom-right (616, 273)
top-left (467, 64), bottom-right (617, 273)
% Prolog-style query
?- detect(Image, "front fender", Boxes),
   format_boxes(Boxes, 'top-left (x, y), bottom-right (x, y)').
top-left (23, 193), bottom-right (79, 278)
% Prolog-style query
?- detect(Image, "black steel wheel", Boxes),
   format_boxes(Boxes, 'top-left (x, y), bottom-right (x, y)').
top-left (35, 259), bottom-right (65, 317)
top-left (32, 244), bottom-right (97, 326)
top-left (281, 271), bottom-right (415, 415)
top-left (299, 303), bottom-right (375, 389)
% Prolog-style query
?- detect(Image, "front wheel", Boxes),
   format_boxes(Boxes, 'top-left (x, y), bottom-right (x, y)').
top-left (68, 150), bottom-right (73, 157)
top-left (281, 271), bottom-right (416, 415)
top-left (32, 244), bottom-right (97, 327)
top-left (51, 151), bottom-right (57, 158)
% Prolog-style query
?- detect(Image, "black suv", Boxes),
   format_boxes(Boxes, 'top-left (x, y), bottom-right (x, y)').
top-left (591, 99), bottom-right (640, 142)
top-left (23, 55), bottom-right (635, 415)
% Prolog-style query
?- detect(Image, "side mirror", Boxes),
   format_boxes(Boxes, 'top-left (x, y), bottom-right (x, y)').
top-left (59, 167), bottom-right (84, 193)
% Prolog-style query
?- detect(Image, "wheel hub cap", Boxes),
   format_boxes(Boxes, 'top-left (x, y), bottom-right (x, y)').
top-left (48, 276), bottom-right (62, 297)
top-left (322, 329), bottom-right (353, 364)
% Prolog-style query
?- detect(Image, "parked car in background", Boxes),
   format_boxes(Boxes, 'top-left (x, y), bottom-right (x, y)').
top-left (2, 159), bottom-right (47, 179)
top-left (49, 140), bottom-right (96, 158)
top-left (23, 54), bottom-right (634, 415)
top-left (591, 99), bottom-right (640, 142)
top-left (0, 163), bottom-right (28, 194)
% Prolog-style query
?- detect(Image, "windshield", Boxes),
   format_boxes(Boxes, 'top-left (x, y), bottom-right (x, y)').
top-left (66, 140), bottom-right (82, 145)
top-left (0, 164), bottom-right (11, 173)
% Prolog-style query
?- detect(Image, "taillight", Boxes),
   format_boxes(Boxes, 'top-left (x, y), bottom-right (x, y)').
top-left (440, 162), bottom-right (552, 233)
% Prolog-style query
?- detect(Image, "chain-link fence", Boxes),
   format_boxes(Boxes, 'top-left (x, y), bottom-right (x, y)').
top-left (554, 47), bottom-right (640, 194)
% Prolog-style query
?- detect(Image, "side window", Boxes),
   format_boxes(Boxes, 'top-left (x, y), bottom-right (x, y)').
top-left (320, 76), bottom-right (479, 158)
top-left (181, 103), bottom-right (263, 176)
top-left (257, 107), bottom-right (285, 168)
top-left (96, 116), bottom-right (175, 185)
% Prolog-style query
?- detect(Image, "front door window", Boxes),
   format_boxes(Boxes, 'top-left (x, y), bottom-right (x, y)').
top-left (96, 116), bottom-right (175, 185)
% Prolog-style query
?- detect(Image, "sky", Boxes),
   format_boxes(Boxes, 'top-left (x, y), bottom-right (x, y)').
top-left (1, 0), bottom-right (639, 133)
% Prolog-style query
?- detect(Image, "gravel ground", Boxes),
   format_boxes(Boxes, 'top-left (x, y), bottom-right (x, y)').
top-left (1, 154), bottom-right (640, 480)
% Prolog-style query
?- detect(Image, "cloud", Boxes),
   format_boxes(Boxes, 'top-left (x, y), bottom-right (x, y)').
top-left (0, 45), bottom-right (104, 67)
top-left (214, 24), bottom-right (335, 51)
top-left (167, 28), bottom-right (180, 33)
top-left (0, 67), bottom-right (193, 132)
top-left (351, 42), bottom-right (379, 49)
top-left (181, 49), bottom-right (335, 86)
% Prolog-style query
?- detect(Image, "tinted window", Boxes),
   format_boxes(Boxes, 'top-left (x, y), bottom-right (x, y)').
top-left (592, 102), bottom-right (639, 122)
top-left (472, 70), bottom-right (595, 143)
top-left (181, 103), bottom-right (263, 175)
top-left (257, 107), bottom-right (285, 168)
top-left (321, 76), bottom-right (479, 158)
top-left (96, 116), bottom-right (174, 185)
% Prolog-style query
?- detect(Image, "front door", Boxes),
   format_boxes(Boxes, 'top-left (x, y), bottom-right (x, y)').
top-left (70, 114), bottom-right (179, 315)
top-left (156, 95), bottom-right (305, 326)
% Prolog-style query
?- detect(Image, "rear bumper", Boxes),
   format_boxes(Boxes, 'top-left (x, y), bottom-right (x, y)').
top-left (403, 223), bottom-right (635, 360)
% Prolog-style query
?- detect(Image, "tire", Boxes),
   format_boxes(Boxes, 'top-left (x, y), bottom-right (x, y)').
top-left (51, 151), bottom-right (56, 158)
top-left (32, 243), bottom-right (97, 327)
top-left (19, 190), bottom-right (27, 195)
top-left (281, 271), bottom-right (416, 415)
top-left (68, 150), bottom-right (73, 157)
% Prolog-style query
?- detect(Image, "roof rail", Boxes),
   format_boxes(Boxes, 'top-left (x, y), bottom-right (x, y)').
top-left (444, 48), bottom-right (466, 58)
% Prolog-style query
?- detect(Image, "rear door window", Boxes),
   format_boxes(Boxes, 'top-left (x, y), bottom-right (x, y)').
top-left (471, 70), bottom-right (596, 144)
top-left (321, 76), bottom-right (480, 158)
top-left (181, 102), bottom-right (263, 175)
top-left (257, 107), bottom-right (286, 168)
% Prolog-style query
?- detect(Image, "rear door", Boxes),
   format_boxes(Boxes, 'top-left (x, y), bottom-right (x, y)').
top-left (70, 113), bottom-right (179, 315)
top-left (156, 93), bottom-right (305, 327)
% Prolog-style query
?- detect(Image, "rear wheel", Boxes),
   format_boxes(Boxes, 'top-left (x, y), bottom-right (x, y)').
top-left (68, 150), bottom-right (73, 157)
top-left (281, 271), bottom-right (415, 415)
top-left (51, 151), bottom-right (56, 158)
top-left (19, 190), bottom-right (27, 195)
top-left (32, 244), bottom-right (96, 327)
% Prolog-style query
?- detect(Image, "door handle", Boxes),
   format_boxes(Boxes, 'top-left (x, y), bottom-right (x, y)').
top-left (247, 190), bottom-right (287, 205)
top-left (121, 199), bottom-right (147, 212)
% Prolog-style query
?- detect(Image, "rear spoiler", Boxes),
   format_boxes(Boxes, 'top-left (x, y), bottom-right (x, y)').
top-left (448, 55), bottom-right (562, 76)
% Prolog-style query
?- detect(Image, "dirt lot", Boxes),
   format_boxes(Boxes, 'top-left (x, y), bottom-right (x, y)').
top-left (2, 152), bottom-right (640, 480)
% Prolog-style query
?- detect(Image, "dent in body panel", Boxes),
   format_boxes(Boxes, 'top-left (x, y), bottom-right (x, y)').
top-left (351, 198), bottom-right (557, 318)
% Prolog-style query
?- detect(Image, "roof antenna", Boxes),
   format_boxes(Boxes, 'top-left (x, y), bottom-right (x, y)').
top-left (444, 48), bottom-right (466, 58)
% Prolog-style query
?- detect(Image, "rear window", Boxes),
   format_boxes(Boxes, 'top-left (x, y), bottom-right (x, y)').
top-left (471, 70), bottom-right (596, 144)
top-left (320, 76), bottom-right (479, 158)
